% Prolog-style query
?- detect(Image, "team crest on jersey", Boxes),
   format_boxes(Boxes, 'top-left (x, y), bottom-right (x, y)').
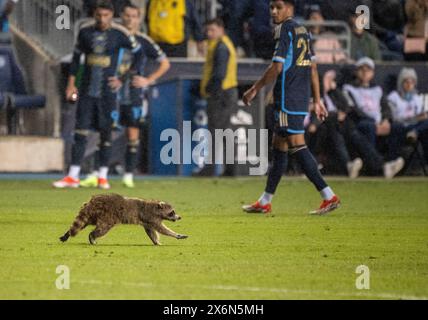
top-left (92, 34), bottom-right (107, 54)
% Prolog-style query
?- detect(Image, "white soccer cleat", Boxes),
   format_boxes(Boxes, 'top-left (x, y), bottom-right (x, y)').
top-left (53, 176), bottom-right (80, 189)
top-left (383, 157), bottom-right (405, 179)
top-left (347, 158), bottom-right (363, 179)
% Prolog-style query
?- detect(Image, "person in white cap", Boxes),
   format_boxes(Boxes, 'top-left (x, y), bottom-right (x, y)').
top-left (388, 68), bottom-right (428, 167)
top-left (343, 57), bottom-right (405, 178)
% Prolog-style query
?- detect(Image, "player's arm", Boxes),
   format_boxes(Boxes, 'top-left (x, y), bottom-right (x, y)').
top-left (311, 62), bottom-right (328, 121)
top-left (132, 58), bottom-right (170, 88)
top-left (132, 36), bottom-right (171, 88)
top-left (107, 29), bottom-right (143, 91)
top-left (243, 62), bottom-right (283, 106)
top-left (66, 30), bottom-right (84, 100)
top-left (244, 24), bottom-right (288, 106)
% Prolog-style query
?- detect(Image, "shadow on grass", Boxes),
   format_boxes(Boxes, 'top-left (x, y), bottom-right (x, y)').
top-left (48, 242), bottom-right (181, 247)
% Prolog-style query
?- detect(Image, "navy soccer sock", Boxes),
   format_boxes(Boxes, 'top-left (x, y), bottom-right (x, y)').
top-left (125, 139), bottom-right (140, 173)
top-left (99, 142), bottom-right (112, 168)
top-left (265, 149), bottom-right (288, 194)
top-left (291, 145), bottom-right (328, 192)
top-left (71, 132), bottom-right (88, 166)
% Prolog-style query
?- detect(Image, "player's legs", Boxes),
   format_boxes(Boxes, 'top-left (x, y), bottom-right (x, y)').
top-left (264, 134), bottom-right (289, 199)
top-left (243, 111), bottom-right (340, 215)
top-left (79, 149), bottom-right (100, 188)
top-left (53, 97), bottom-right (94, 188)
top-left (123, 126), bottom-right (140, 188)
top-left (287, 133), bottom-right (340, 214)
top-left (120, 104), bottom-right (144, 188)
top-left (97, 129), bottom-right (112, 189)
top-left (71, 97), bottom-right (94, 175)
top-left (94, 98), bottom-right (116, 189)
top-left (242, 134), bottom-right (289, 214)
top-left (288, 134), bottom-right (330, 195)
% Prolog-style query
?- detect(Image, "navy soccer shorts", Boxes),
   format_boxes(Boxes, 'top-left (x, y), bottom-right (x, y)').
top-left (119, 98), bottom-right (148, 128)
top-left (273, 110), bottom-right (306, 137)
top-left (75, 96), bottom-right (116, 132)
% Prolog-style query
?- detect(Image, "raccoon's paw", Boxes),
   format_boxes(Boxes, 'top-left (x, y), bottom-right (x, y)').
top-left (177, 234), bottom-right (188, 240)
top-left (59, 231), bottom-right (70, 242)
top-left (89, 233), bottom-right (97, 245)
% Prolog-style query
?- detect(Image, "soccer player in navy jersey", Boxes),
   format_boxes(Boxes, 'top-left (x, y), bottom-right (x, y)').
top-left (79, 3), bottom-right (170, 189)
top-left (242, 0), bottom-right (341, 215)
top-left (53, 0), bottom-right (141, 189)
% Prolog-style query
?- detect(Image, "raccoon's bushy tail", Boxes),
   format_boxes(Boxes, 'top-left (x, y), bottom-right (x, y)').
top-left (60, 203), bottom-right (91, 242)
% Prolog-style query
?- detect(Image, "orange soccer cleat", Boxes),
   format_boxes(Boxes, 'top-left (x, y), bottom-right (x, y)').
top-left (52, 176), bottom-right (80, 189)
top-left (98, 178), bottom-right (111, 190)
top-left (242, 201), bottom-right (272, 214)
top-left (310, 195), bottom-right (341, 215)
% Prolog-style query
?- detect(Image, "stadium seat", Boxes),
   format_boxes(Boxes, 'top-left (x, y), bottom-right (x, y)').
top-left (0, 45), bottom-right (46, 134)
top-left (0, 32), bottom-right (11, 45)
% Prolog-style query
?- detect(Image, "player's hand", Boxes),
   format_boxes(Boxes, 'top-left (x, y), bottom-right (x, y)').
top-left (337, 111), bottom-right (347, 122)
top-left (243, 87), bottom-right (258, 106)
top-left (108, 77), bottom-right (122, 91)
top-left (132, 76), bottom-right (152, 89)
top-left (314, 100), bottom-right (328, 122)
top-left (376, 120), bottom-right (391, 136)
top-left (65, 85), bottom-right (78, 102)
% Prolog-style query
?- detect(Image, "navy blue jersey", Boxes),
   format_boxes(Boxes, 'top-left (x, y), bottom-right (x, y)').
top-left (117, 32), bottom-right (166, 106)
top-left (70, 21), bottom-right (141, 99)
top-left (272, 18), bottom-right (314, 115)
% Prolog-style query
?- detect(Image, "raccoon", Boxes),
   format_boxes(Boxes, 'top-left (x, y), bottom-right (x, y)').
top-left (59, 194), bottom-right (188, 245)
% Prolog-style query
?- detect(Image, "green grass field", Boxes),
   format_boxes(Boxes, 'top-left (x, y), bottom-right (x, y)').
top-left (0, 177), bottom-right (427, 300)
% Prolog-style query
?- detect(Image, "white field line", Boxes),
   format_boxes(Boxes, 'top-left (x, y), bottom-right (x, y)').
top-left (77, 279), bottom-right (428, 300)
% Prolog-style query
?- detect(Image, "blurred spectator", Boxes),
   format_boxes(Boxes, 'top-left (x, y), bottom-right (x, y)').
top-left (219, 0), bottom-right (252, 55)
top-left (388, 68), bottom-right (428, 164)
top-left (294, 0), bottom-right (321, 18)
top-left (249, 0), bottom-right (275, 59)
top-left (309, 0), bottom-right (371, 22)
top-left (200, 18), bottom-right (237, 176)
top-left (306, 70), bottom-right (364, 178)
top-left (220, 0), bottom-right (276, 59)
top-left (343, 57), bottom-right (405, 178)
top-left (371, 0), bottom-right (405, 57)
top-left (404, 0), bottom-right (428, 61)
top-left (0, 0), bottom-right (18, 32)
top-left (349, 13), bottom-right (382, 61)
top-left (83, 0), bottom-right (132, 18)
top-left (307, 7), bottom-right (348, 64)
top-left (146, 0), bottom-right (204, 57)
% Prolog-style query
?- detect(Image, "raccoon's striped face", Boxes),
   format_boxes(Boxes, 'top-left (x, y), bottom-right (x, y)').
top-left (165, 210), bottom-right (181, 222)
top-left (159, 202), bottom-right (181, 222)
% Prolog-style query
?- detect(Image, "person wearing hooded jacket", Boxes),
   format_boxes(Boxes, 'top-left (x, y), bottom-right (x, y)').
top-left (388, 68), bottom-right (428, 165)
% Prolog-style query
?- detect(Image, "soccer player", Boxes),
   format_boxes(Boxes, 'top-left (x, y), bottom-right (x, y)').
top-left (80, 3), bottom-right (170, 188)
top-left (242, 0), bottom-right (341, 215)
top-left (53, 0), bottom-right (141, 189)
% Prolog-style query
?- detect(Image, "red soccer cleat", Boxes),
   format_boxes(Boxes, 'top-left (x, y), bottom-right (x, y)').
top-left (242, 201), bottom-right (272, 214)
top-left (310, 195), bottom-right (341, 215)
top-left (53, 176), bottom-right (80, 189)
top-left (98, 178), bottom-right (111, 190)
